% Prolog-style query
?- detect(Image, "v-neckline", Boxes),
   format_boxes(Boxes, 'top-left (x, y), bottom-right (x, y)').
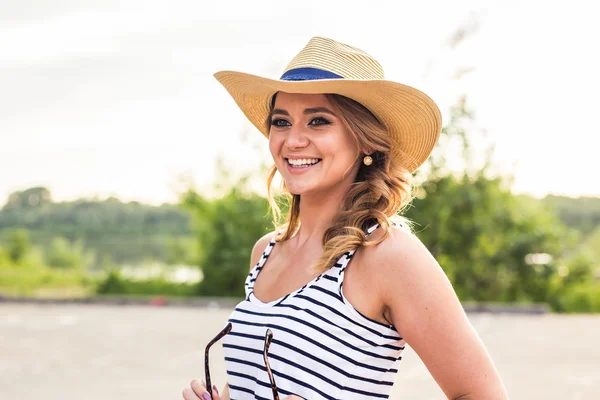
top-left (248, 238), bottom-right (331, 307)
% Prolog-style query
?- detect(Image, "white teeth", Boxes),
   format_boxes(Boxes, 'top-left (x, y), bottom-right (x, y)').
top-left (287, 158), bottom-right (320, 166)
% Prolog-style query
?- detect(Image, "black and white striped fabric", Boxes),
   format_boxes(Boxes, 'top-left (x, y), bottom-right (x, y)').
top-left (222, 225), bottom-right (406, 399)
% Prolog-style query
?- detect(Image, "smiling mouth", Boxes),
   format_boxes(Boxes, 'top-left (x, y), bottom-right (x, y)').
top-left (286, 158), bottom-right (322, 168)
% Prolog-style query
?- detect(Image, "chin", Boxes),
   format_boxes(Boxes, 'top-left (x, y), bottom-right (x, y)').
top-left (284, 182), bottom-right (315, 196)
top-left (286, 187), bottom-right (309, 196)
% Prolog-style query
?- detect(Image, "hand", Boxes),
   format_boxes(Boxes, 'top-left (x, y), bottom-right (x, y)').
top-left (183, 379), bottom-right (306, 400)
top-left (182, 379), bottom-right (221, 400)
top-left (181, 378), bottom-right (304, 400)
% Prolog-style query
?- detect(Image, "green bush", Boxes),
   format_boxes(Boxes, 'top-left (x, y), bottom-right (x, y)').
top-left (0, 246), bottom-right (12, 268)
top-left (5, 229), bottom-right (32, 263)
top-left (45, 237), bottom-right (96, 269)
top-left (95, 269), bottom-right (196, 296)
top-left (181, 183), bottom-right (272, 297)
top-left (0, 266), bottom-right (92, 296)
top-left (557, 283), bottom-right (600, 313)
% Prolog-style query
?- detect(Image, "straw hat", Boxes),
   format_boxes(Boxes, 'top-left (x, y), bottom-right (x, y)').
top-left (214, 36), bottom-right (442, 172)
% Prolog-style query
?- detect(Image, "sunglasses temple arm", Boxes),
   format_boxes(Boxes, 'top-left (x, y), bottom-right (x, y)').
top-left (263, 329), bottom-right (280, 400)
top-left (204, 323), bottom-right (233, 398)
top-left (205, 344), bottom-right (213, 398)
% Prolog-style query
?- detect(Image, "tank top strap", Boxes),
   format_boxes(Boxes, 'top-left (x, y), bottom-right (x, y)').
top-left (334, 222), bottom-right (377, 279)
top-left (246, 221), bottom-right (402, 297)
top-left (335, 220), bottom-right (402, 287)
top-left (244, 237), bottom-right (276, 297)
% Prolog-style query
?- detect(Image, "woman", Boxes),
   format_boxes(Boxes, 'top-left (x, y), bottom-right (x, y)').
top-left (183, 37), bottom-right (508, 399)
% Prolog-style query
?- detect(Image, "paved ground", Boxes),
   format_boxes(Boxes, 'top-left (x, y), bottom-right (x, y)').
top-left (1, 303), bottom-right (599, 399)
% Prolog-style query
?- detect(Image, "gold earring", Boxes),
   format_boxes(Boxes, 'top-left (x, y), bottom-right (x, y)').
top-left (363, 155), bottom-right (373, 166)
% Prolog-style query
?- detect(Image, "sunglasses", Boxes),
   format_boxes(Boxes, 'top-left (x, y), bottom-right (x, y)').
top-left (205, 322), bottom-right (279, 400)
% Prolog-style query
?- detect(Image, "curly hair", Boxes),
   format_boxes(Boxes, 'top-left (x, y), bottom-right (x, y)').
top-left (266, 93), bottom-right (414, 272)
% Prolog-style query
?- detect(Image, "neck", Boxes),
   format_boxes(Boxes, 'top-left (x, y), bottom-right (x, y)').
top-left (292, 185), bottom-right (349, 247)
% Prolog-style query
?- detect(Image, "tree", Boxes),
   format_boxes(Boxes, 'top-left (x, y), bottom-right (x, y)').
top-left (45, 237), bottom-right (96, 270)
top-left (0, 191), bottom-right (192, 267)
top-left (181, 187), bottom-right (271, 296)
top-left (541, 195), bottom-right (600, 235)
top-left (3, 187), bottom-right (52, 210)
top-left (181, 172), bottom-right (272, 296)
top-left (5, 229), bottom-right (32, 264)
top-left (405, 98), bottom-right (593, 306)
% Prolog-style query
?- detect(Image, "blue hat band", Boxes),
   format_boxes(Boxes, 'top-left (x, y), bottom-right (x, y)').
top-left (280, 67), bottom-right (344, 81)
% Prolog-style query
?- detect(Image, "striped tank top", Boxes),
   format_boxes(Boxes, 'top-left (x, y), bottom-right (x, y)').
top-left (222, 225), bottom-right (406, 399)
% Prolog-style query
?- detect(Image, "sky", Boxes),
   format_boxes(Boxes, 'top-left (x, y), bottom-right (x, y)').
top-left (1, 0), bottom-right (598, 205)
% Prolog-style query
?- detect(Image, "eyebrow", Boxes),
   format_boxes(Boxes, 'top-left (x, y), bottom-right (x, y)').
top-left (271, 107), bottom-right (336, 117)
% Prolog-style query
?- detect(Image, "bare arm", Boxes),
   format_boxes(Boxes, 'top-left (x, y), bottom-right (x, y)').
top-left (374, 228), bottom-right (508, 400)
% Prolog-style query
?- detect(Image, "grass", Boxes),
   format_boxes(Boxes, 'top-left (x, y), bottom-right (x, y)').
top-left (0, 266), bottom-right (96, 297)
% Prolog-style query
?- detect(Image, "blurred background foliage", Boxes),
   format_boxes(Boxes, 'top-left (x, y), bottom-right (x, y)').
top-left (1, 99), bottom-right (599, 312)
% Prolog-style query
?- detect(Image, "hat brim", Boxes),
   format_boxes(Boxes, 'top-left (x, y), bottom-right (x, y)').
top-left (214, 71), bottom-right (442, 172)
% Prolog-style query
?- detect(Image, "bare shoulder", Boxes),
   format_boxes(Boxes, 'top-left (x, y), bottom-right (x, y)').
top-left (249, 231), bottom-right (278, 270)
top-left (366, 223), bottom-right (442, 277)
top-left (364, 224), bottom-right (456, 323)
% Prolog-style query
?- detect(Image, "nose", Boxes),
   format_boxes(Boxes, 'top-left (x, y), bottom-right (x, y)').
top-left (284, 126), bottom-right (310, 149)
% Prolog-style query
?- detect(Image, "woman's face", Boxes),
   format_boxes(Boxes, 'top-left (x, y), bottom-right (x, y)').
top-left (269, 92), bottom-right (361, 196)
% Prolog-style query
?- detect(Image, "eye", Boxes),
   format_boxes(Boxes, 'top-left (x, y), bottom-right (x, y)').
top-left (309, 117), bottom-right (331, 126)
top-left (271, 118), bottom-right (290, 127)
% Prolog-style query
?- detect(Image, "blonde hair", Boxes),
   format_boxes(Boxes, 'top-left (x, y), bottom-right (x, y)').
top-left (267, 94), bottom-right (413, 272)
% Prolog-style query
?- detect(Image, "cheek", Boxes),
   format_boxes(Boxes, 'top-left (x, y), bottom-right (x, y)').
top-left (315, 131), bottom-right (357, 160)
top-left (335, 135), bottom-right (360, 162)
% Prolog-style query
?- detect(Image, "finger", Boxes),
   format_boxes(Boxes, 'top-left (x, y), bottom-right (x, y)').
top-left (182, 387), bottom-right (201, 400)
top-left (190, 379), bottom-right (215, 400)
top-left (189, 379), bottom-right (206, 395)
